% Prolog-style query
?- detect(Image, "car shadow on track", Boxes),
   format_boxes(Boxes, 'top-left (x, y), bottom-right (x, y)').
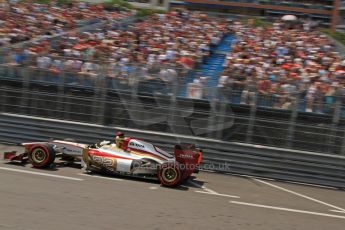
top-left (4, 161), bottom-right (205, 191)
top-left (4, 161), bottom-right (27, 167)
top-left (5, 161), bottom-right (81, 171)
top-left (83, 171), bottom-right (205, 191)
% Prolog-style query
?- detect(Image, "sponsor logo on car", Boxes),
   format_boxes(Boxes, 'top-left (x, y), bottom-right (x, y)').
top-left (64, 148), bottom-right (81, 153)
top-left (180, 154), bottom-right (194, 159)
top-left (129, 142), bottom-right (145, 149)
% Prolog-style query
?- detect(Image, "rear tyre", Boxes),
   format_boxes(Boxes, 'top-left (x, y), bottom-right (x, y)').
top-left (158, 163), bottom-right (182, 187)
top-left (29, 144), bottom-right (56, 168)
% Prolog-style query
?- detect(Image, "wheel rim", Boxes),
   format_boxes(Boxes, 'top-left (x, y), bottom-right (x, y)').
top-left (162, 167), bottom-right (178, 183)
top-left (32, 148), bottom-right (47, 163)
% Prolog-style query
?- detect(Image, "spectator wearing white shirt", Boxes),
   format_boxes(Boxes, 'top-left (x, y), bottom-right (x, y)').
top-left (187, 79), bottom-right (203, 99)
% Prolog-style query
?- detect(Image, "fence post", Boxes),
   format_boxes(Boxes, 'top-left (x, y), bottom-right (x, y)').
top-left (338, 97), bottom-right (345, 155)
top-left (168, 72), bottom-right (178, 140)
top-left (95, 65), bottom-right (108, 125)
top-left (57, 69), bottom-right (66, 120)
top-left (328, 99), bottom-right (341, 154)
top-left (216, 87), bottom-right (227, 140)
top-left (131, 64), bottom-right (139, 98)
top-left (207, 87), bottom-right (217, 139)
top-left (95, 76), bottom-right (107, 125)
top-left (286, 93), bottom-right (299, 148)
top-left (0, 65), bottom-right (5, 112)
top-left (246, 92), bottom-right (257, 143)
top-left (20, 66), bottom-right (30, 114)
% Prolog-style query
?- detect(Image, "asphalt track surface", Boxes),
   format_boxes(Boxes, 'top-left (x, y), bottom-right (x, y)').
top-left (0, 144), bottom-right (344, 230)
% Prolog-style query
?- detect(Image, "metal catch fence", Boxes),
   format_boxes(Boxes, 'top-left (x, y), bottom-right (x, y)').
top-left (1, 64), bottom-right (345, 155)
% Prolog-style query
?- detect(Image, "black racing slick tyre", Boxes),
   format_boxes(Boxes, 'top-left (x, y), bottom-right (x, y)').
top-left (158, 163), bottom-right (182, 187)
top-left (29, 144), bottom-right (56, 168)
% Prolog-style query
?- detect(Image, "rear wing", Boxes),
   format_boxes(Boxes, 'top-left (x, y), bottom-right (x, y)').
top-left (174, 143), bottom-right (202, 165)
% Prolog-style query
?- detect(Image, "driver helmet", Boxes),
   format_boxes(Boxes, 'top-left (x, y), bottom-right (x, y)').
top-left (116, 131), bottom-right (124, 137)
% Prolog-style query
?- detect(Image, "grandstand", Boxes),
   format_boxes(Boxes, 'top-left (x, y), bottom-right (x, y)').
top-left (1, 3), bottom-right (345, 114)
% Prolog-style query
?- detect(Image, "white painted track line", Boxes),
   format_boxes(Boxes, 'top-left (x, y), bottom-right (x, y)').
top-left (0, 166), bottom-right (84, 181)
top-left (195, 191), bottom-right (240, 198)
top-left (227, 173), bottom-right (338, 190)
top-left (230, 201), bottom-right (345, 220)
top-left (187, 180), bottom-right (218, 194)
top-left (188, 180), bottom-right (240, 198)
top-left (254, 178), bottom-right (345, 212)
top-left (330, 209), bottom-right (345, 214)
top-left (78, 173), bottom-right (123, 181)
top-left (149, 186), bottom-right (159, 190)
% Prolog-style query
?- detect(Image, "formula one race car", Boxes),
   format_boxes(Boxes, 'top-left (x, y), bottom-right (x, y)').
top-left (3, 137), bottom-right (202, 187)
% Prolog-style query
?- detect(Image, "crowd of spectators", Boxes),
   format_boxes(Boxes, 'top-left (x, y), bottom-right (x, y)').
top-left (219, 20), bottom-right (345, 113)
top-left (2, 2), bottom-right (345, 114)
top-left (3, 10), bottom-right (229, 92)
top-left (0, 0), bottom-right (132, 46)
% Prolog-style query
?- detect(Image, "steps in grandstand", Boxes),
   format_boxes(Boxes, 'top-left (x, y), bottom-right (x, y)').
top-left (181, 34), bottom-right (234, 97)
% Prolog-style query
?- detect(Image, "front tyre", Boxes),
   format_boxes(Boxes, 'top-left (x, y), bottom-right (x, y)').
top-left (29, 144), bottom-right (56, 168)
top-left (158, 163), bottom-right (182, 187)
